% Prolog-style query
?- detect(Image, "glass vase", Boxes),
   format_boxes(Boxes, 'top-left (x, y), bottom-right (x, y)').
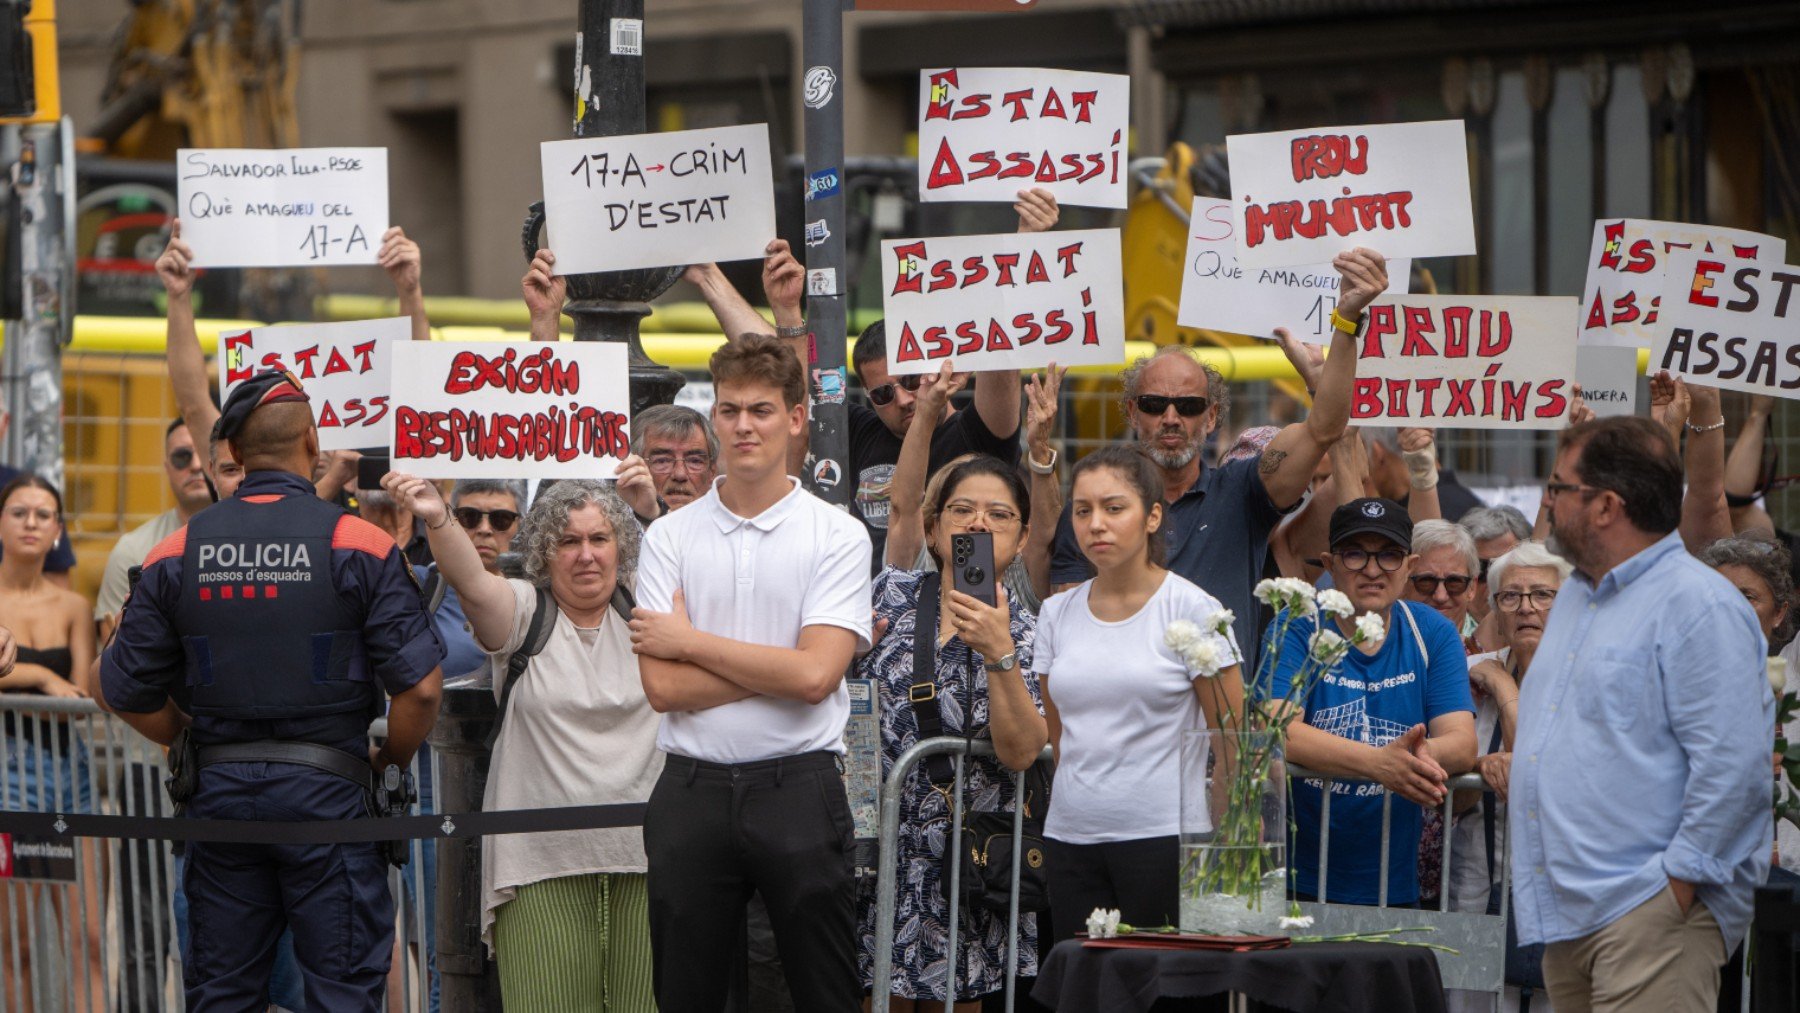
top-left (1178, 727), bottom-right (1289, 935)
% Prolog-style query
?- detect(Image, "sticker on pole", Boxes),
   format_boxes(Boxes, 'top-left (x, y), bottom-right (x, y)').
top-left (220, 317), bottom-right (407, 452)
top-left (1650, 251), bottom-right (1800, 399)
top-left (1177, 196), bottom-right (1409, 342)
top-left (918, 67), bottom-right (1129, 210)
top-left (178, 147), bottom-right (389, 268)
top-left (389, 342), bottom-right (632, 479)
top-left (1578, 218), bottom-right (1785, 348)
top-left (1225, 120), bottom-right (1474, 270)
top-left (804, 66), bottom-right (838, 109)
top-left (540, 123), bottom-right (776, 275)
top-left (880, 228), bottom-right (1125, 375)
top-left (1351, 295), bottom-right (1579, 429)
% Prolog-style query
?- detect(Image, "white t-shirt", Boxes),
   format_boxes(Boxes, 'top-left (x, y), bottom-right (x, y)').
top-left (636, 477), bottom-right (873, 763)
top-left (1035, 572), bottom-right (1242, 844)
top-left (94, 509), bottom-right (182, 618)
top-left (480, 579), bottom-right (663, 950)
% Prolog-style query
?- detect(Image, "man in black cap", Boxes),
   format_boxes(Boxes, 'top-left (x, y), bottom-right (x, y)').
top-left (101, 369), bottom-right (445, 1011)
top-left (1255, 496), bottom-right (1477, 908)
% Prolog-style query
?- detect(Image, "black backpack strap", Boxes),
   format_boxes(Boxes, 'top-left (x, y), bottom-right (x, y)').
top-left (909, 572), bottom-right (958, 787)
top-left (485, 586), bottom-right (557, 751)
top-left (421, 566), bottom-right (448, 615)
top-left (611, 582), bottom-right (636, 624)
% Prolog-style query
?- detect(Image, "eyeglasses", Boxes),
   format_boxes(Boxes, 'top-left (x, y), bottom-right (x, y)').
top-left (867, 375), bottom-right (924, 407)
top-left (1545, 481), bottom-right (1601, 501)
top-left (1410, 574), bottom-right (1472, 596)
top-left (168, 448), bottom-right (197, 470)
top-left (648, 451), bottom-right (712, 475)
top-left (1496, 589), bottom-right (1558, 612)
top-left (1335, 547), bottom-right (1408, 573)
top-left (454, 507), bottom-right (520, 531)
top-left (942, 502), bottom-right (1021, 530)
top-left (1133, 394), bottom-right (1210, 417)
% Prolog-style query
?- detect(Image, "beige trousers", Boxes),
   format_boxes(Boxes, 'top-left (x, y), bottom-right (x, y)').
top-left (1542, 883), bottom-right (1726, 1013)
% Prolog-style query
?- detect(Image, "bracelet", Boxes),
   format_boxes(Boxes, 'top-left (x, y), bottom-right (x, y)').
top-left (1329, 308), bottom-right (1363, 336)
top-left (776, 323), bottom-right (810, 339)
top-left (429, 513), bottom-right (454, 530)
top-left (1686, 418), bottom-right (1725, 434)
top-left (1027, 448), bottom-right (1058, 474)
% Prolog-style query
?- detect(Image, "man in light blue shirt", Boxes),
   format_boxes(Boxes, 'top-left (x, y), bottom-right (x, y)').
top-left (1513, 415), bottom-right (1772, 1012)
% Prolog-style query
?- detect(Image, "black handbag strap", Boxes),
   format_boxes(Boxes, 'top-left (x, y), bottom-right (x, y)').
top-left (910, 572), bottom-right (967, 788)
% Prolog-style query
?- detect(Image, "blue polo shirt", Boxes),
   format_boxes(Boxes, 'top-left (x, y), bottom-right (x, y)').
top-left (1051, 455), bottom-right (1289, 673)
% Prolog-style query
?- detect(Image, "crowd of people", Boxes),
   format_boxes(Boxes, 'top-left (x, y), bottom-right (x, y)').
top-left (0, 183), bottom-right (1782, 1013)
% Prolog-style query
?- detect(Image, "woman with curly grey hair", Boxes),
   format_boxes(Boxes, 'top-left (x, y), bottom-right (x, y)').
top-left (385, 472), bottom-right (660, 1009)
top-left (1699, 536), bottom-right (1796, 653)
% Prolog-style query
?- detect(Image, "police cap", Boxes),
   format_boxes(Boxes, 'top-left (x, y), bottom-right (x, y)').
top-left (213, 369), bottom-right (311, 444)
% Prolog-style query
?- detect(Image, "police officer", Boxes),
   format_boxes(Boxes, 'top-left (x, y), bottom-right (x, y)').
top-left (101, 369), bottom-right (445, 1011)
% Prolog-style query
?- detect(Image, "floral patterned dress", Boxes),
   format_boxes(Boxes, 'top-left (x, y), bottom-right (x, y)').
top-left (856, 567), bottom-right (1043, 1001)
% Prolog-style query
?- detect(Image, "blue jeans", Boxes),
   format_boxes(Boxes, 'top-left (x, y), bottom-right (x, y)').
top-left (3, 729), bottom-right (94, 813)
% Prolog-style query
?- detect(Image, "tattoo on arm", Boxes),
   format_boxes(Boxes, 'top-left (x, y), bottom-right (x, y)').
top-left (1258, 449), bottom-right (1289, 477)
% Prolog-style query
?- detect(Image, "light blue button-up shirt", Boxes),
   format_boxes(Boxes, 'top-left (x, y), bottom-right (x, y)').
top-left (1511, 531), bottom-right (1772, 949)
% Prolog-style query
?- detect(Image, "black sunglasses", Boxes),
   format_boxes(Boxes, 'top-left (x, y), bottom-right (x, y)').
top-left (1336, 547), bottom-right (1409, 573)
top-left (1134, 394), bottom-right (1210, 417)
top-left (867, 375), bottom-right (924, 407)
top-left (168, 447), bottom-right (197, 470)
top-left (454, 506), bottom-right (520, 531)
top-left (1411, 574), bottom-right (1472, 596)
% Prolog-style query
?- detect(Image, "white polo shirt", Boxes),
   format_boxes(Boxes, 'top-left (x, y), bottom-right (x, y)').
top-left (636, 477), bottom-right (873, 763)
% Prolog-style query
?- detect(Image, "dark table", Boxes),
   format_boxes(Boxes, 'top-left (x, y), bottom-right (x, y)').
top-left (1031, 939), bottom-right (1447, 1013)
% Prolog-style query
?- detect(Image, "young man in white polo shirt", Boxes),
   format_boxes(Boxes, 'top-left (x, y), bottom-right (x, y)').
top-left (630, 333), bottom-right (873, 1011)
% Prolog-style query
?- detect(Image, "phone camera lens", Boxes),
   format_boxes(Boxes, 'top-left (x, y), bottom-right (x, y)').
top-left (962, 566), bottom-right (985, 586)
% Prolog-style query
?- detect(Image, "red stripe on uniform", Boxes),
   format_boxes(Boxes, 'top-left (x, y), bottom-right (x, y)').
top-left (143, 527), bottom-right (189, 568)
top-left (242, 495), bottom-right (281, 504)
top-left (333, 515), bottom-right (397, 558)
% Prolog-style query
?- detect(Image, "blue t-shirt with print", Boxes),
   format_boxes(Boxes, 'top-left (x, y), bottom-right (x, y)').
top-left (1258, 599), bottom-right (1474, 905)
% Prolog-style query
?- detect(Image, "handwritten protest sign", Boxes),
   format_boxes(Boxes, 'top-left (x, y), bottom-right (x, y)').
top-left (1578, 219), bottom-right (1786, 348)
top-left (1650, 251), bottom-right (1800, 399)
top-left (879, 228), bottom-right (1124, 375)
top-left (1225, 120), bottom-right (1474, 270)
top-left (1177, 196), bottom-right (1409, 341)
top-left (540, 123), bottom-right (775, 275)
top-left (1351, 295), bottom-right (1578, 429)
top-left (220, 318), bottom-right (407, 452)
top-left (1575, 346), bottom-right (1641, 418)
top-left (918, 68), bottom-right (1129, 210)
top-left (389, 342), bottom-right (631, 479)
top-left (178, 148), bottom-right (387, 268)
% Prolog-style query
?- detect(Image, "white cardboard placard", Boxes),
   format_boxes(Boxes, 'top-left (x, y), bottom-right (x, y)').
top-left (1577, 218), bottom-right (1786, 348)
top-left (1177, 196), bottom-right (1409, 341)
top-left (1352, 295), bottom-right (1579, 430)
top-left (917, 67), bottom-right (1129, 210)
top-left (879, 228), bottom-right (1124, 376)
top-left (389, 342), bottom-right (632, 479)
top-left (1650, 251), bottom-right (1800, 399)
top-left (220, 317), bottom-right (408, 452)
top-left (1575, 346), bottom-right (1642, 418)
top-left (179, 147), bottom-right (388, 268)
top-left (1226, 120), bottom-right (1474, 270)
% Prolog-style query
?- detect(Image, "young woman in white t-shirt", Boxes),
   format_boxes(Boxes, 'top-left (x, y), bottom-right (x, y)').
top-left (1037, 445), bottom-right (1245, 939)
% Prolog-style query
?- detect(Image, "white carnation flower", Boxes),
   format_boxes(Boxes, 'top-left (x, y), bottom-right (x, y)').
top-left (1317, 589), bottom-right (1354, 619)
top-left (1308, 628), bottom-right (1348, 663)
top-left (1164, 620), bottom-right (1203, 653)
top-left (1085, 907), bottom-right (1108, 938)
top-left (1185, 638), bottom-right (1226, 678)
top-left (1103, 909), bottom-right (1122, 938)
top-left (1278, 914), bottom-right (1315, 931)
top-left (1354, 611), bottom-right (1386, 644)
top-left (1210, 609), bottom-right (1236, 637)
top-left (1254, 579), bottom-right (1279, 606)
top-left (1771, 657), bottom-right (1788, 698)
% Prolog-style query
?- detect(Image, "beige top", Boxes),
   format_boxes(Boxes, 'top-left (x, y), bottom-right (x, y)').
top-left (479, 578), bottom-right (663, 951)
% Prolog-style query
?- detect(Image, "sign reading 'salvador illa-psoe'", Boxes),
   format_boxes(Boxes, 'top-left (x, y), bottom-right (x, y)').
top-left (389, 342), bottom-right (631, 479)
top-left (879, 228), bottom-right (1125, 376)
top-left (1651, 251), bottom-right (1800, 399)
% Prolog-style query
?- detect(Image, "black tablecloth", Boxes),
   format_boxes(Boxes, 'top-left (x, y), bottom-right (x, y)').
top-left (1031, 939), bottom-right (1447, 1013)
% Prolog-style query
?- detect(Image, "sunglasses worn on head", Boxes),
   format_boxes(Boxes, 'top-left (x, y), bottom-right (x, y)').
top-left (455, 507), bottom-right (520, 531)
top-left (868, 375), bottom-right (924, 407)
top-left (1411, 574), bottom-right (1472, 596)
top-left (169, 448), bottom-right (197, 470)
top-left (1134, 394), bottom-right (1209, 417)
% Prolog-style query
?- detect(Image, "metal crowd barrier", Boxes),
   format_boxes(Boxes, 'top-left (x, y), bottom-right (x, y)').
top-left (0, 696), bottom-right (436, 1013)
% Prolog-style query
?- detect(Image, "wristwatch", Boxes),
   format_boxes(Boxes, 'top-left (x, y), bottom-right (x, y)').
top-left (985, 652), bottom-right (1017, 673)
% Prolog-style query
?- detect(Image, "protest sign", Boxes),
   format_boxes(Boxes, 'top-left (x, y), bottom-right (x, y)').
top-left (179, 148), bottom-right (388, 268)
top-left (540, 123), bottom-right (775, 275)
top-left (221, 317), bottom-right (407, 452)
top-left (879, 228), bottom-right (1124, 376)
top-left (1578, 218), bottom-right (1786, 348)
top-left (390, 342), bottom-right (632, 479)
top-left (1225, 120), bottom-right (1474, 270)
top-left (1575, 346), bottom-right (1641, 418)
top-left (1650, 251), bottom-right (1800, 399)
top-left (1351, 295), bottom-right (1578, 429)
top-left (918, 68), bottom-right (1129, 210)
top-left (1177, 196), bottom-right (1409, 342)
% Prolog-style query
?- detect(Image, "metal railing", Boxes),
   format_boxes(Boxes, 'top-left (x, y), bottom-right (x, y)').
top-left (0, 696), bottom-right (436, 1013)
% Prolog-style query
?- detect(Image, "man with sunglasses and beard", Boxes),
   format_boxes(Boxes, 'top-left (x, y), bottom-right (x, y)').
top-left (1049, 249), bottom-right (1387, 675)
top-left (95, 419), bottom-right (217, 642)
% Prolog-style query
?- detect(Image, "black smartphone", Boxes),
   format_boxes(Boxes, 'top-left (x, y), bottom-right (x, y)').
top-left (950, 531), bottom-right (997, 608)
top-left (357, 452), bottom-right (390, 491)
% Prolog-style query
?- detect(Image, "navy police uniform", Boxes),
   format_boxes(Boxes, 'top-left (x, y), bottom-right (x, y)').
top-left (102, 375), bottom-right (444, 1012)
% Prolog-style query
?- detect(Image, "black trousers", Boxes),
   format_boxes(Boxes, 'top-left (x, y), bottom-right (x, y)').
top-left (645, 751), bottom-right (859, 1013)
top-left (1045, 835), bottom-right (1180, 945)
